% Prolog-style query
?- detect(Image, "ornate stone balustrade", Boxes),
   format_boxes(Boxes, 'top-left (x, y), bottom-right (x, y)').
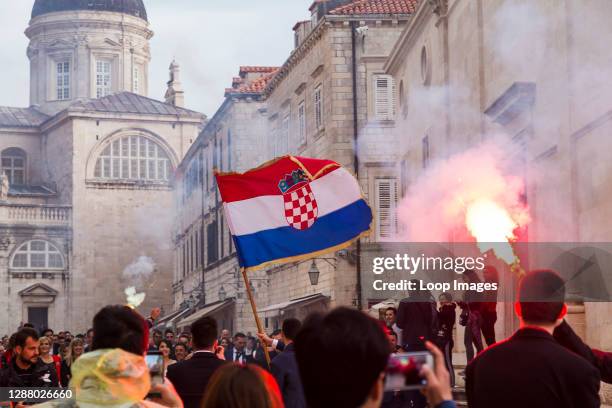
top-left (0, 204), bottom-right (72, 227)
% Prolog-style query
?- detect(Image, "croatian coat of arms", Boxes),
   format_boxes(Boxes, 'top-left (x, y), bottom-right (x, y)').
top-left (278, 169), bottom-right (318, 230)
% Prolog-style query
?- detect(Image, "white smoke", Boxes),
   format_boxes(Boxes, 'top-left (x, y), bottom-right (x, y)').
top-left (122, 255), bottom-right (156, 287)
top-left (122, 256), bottom-right (157, 308)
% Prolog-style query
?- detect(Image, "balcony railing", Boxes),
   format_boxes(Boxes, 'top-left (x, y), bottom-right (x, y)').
top-left (0, 204), bottom-right (72, 227)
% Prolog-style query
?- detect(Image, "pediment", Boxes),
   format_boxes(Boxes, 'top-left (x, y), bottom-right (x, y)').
top-left (19, 283), bottom-right (59, 297)
top-left (47, 39), bottom-right (74, 50)
top-left (104, 38), bottom-right (121, 47)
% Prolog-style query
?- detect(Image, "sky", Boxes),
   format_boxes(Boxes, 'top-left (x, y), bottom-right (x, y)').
top-left (0, 0), bottom-right (312, 116)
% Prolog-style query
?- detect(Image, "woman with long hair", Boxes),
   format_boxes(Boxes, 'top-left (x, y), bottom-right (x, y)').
top-left (61, 338), bottom-right (84, 386)
top-left (158, 339), bottom-right (176, 373)
top-left (38, 336), bottom-right (61, 386)
top-left (202, 363), bottom-right (284, 408)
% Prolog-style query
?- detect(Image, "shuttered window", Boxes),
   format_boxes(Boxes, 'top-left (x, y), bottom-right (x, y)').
top-left (133, 66), bottom-right (140, 94)
top-left (207, 221), bottom-right (218, 265)
top-left (282, 114), bottom-right (290, 153)
top-left (375, 178), bottom-right (399, 240)
top-left (227, 129), bottom-right (232, 170)
top-left (374, 75), bottom-right (396, 121)
top-left (422, 135), bottom-right (430, 169)
top-left (314, 85), bottom-right (323, 130)
top-left (275, 115), bottom-right (289, 157)
top-left (298, 101), bottom-right (306, 146)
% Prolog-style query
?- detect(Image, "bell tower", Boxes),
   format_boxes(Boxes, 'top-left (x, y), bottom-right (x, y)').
top-left (26, 0), bottom-right (153, 115)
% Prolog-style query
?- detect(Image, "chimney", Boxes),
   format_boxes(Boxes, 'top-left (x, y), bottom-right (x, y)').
top-left (165, 60), bottom-right (185, 108)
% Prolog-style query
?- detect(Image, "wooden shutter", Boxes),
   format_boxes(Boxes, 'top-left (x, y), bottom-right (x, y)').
top-left (376, 178), bottom-right (398, 239)
top-left (374, 75), bottom-right (396, 121)
top-left (298, 101), bottom-right (306, 145)
top-left (207, 221), bottom-right (218, 264)
top-left (314, 85), bottom-right (323, 130)
top-left (281, 115), bottom-right (290, 154)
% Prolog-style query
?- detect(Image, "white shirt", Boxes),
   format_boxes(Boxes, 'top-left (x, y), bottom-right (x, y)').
top-left (232, 348), bottom-right (245, 364)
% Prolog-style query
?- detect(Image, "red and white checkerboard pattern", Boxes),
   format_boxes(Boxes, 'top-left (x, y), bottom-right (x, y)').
top-left (283, 183), bottom-right (318, 230)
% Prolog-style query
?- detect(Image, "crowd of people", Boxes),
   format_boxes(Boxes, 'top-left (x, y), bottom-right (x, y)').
top-left (379, 265), bottom-right (501, 388)
top-left (0, 268), bottom-right (611, 408)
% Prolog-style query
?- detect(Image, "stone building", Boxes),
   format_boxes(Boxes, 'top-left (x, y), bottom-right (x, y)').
top-left (171, 0), bottom-right (417, 333)
top-left (383, 0), bottom-right (612, 401)
top-left (260, 0), bottom-right (415, 327)
top-left (0, 0), bottom-right (204, 335)
top-left (170, 66), bottom-right (277, 333)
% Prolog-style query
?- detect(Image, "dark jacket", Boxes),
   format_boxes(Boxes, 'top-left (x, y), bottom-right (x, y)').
top-left (0, 357), bottom-right (59, 388)
top-left (60, 359), bottom-right (71, 387)
top-left (253, 346), bottom-right (276, 371)
top-left (437, 303), bottom-right (456, 344)
top-left (270, 343), bottom-right (306, 408)
top-left (396, 297), bottom-right (438, 351)
top-left (223, 345), bottom-right (255, 364)
top-left (166, 351), bottom-right (227, 408)
top-left (554, 319), bottom-right (612, 383)
top-left (466, 328), bottom-right (600, 408)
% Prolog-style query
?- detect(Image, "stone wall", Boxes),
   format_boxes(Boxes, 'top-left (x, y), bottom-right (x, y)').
top-left (26, 10), bottom-right (152, 115)
top-left (385, 0), bottom-right (612, 373)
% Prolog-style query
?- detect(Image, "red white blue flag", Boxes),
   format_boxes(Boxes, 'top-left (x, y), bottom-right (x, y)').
top-left (215, 156), bottom-right (372, 271)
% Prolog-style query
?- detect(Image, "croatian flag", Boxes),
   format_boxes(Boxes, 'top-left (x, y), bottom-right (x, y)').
top-left (215, 156), bottom-right (372, 271)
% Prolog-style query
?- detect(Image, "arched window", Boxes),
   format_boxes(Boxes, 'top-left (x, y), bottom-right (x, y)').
top-left (1, 147), bottom-right (26, 185)
top-left (11, 240), bottom-right (64, 270)
top-left (94, 135), bottom-right (172, 181)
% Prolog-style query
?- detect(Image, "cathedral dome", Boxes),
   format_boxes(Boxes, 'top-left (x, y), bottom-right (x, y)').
top-left (31, 0), bottom-right (148, 22)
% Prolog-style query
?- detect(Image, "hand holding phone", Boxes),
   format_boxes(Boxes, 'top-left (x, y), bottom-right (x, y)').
top-left (384, 351), bottom-right (433, 391)
top-left (419, 341), bottom-right (453, 406)
top-left (145, 351), bottom-right (165, 398)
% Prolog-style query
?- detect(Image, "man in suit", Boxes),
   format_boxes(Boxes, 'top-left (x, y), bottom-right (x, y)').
top-left (554, 319), bottom-right (612, 383)
top-left (166, 316), bottom-right (227, 408)
top-left (271, 318), bottom-right (306, 408)
top-left (466, 269), bottom-right (600, 408)
top-left (396, 282), bottom-right (438, 352)
top-left (224, 332), bottom-right (253, 364)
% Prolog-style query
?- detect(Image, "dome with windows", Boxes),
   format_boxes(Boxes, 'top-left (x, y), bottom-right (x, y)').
top-left (31, 0), bottom-right (148, 21)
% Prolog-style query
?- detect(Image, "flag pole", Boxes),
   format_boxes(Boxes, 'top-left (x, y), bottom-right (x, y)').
top-left (241, 268), bottom-right (271, 368)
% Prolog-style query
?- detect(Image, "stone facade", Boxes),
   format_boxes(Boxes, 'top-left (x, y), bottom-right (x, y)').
top-left (385, 0), bottom-right (612, 402)
top-left (172, 2), bottom-right (412, 333)
top-left (172, 68), bottom-right (273, 334)
top-left (25, 10), bottom-right (153, 116)
top-left (0, 4), bottom-right (204, 335)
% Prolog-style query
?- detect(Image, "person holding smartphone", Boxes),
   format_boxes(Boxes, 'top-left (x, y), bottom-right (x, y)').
top-left (295, 307), bottom-right (456, 408)
top-left (30, 305), bottom-right (183, 408)
top-left (166, 316), bottom-right (227, 408)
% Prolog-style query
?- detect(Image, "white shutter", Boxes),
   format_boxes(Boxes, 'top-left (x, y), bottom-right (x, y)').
top-left (298, 101), bottom-right (306, 145)
top-left (374, 75), bottom-right (396, 121)
top-left (282, 114), bottom-right (290, 154)
top-left (376, 178), bottom-right (398, 240)
top-left (314, 85), bottom-right (323, 130)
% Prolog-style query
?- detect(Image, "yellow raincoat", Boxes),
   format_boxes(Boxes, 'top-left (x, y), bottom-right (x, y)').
top-left (34, 349), bottom-right (166, 408)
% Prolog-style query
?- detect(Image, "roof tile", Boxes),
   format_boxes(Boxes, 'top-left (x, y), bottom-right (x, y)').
top-left (239, 66), bottom-right (280, 74)
top-left (226, 68), bottom-right (280, 96)
top-left (329, 0), bottom-right (418, 15)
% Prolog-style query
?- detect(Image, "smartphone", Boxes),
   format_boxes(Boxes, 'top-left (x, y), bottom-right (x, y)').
top-left (384, 351), bottom-right (433, 391)
top-left (145, 350), bottom-right (165, 386)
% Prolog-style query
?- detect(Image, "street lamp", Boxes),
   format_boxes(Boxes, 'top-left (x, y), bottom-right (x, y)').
top-left (308, 260), bottom-right (320, 286)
